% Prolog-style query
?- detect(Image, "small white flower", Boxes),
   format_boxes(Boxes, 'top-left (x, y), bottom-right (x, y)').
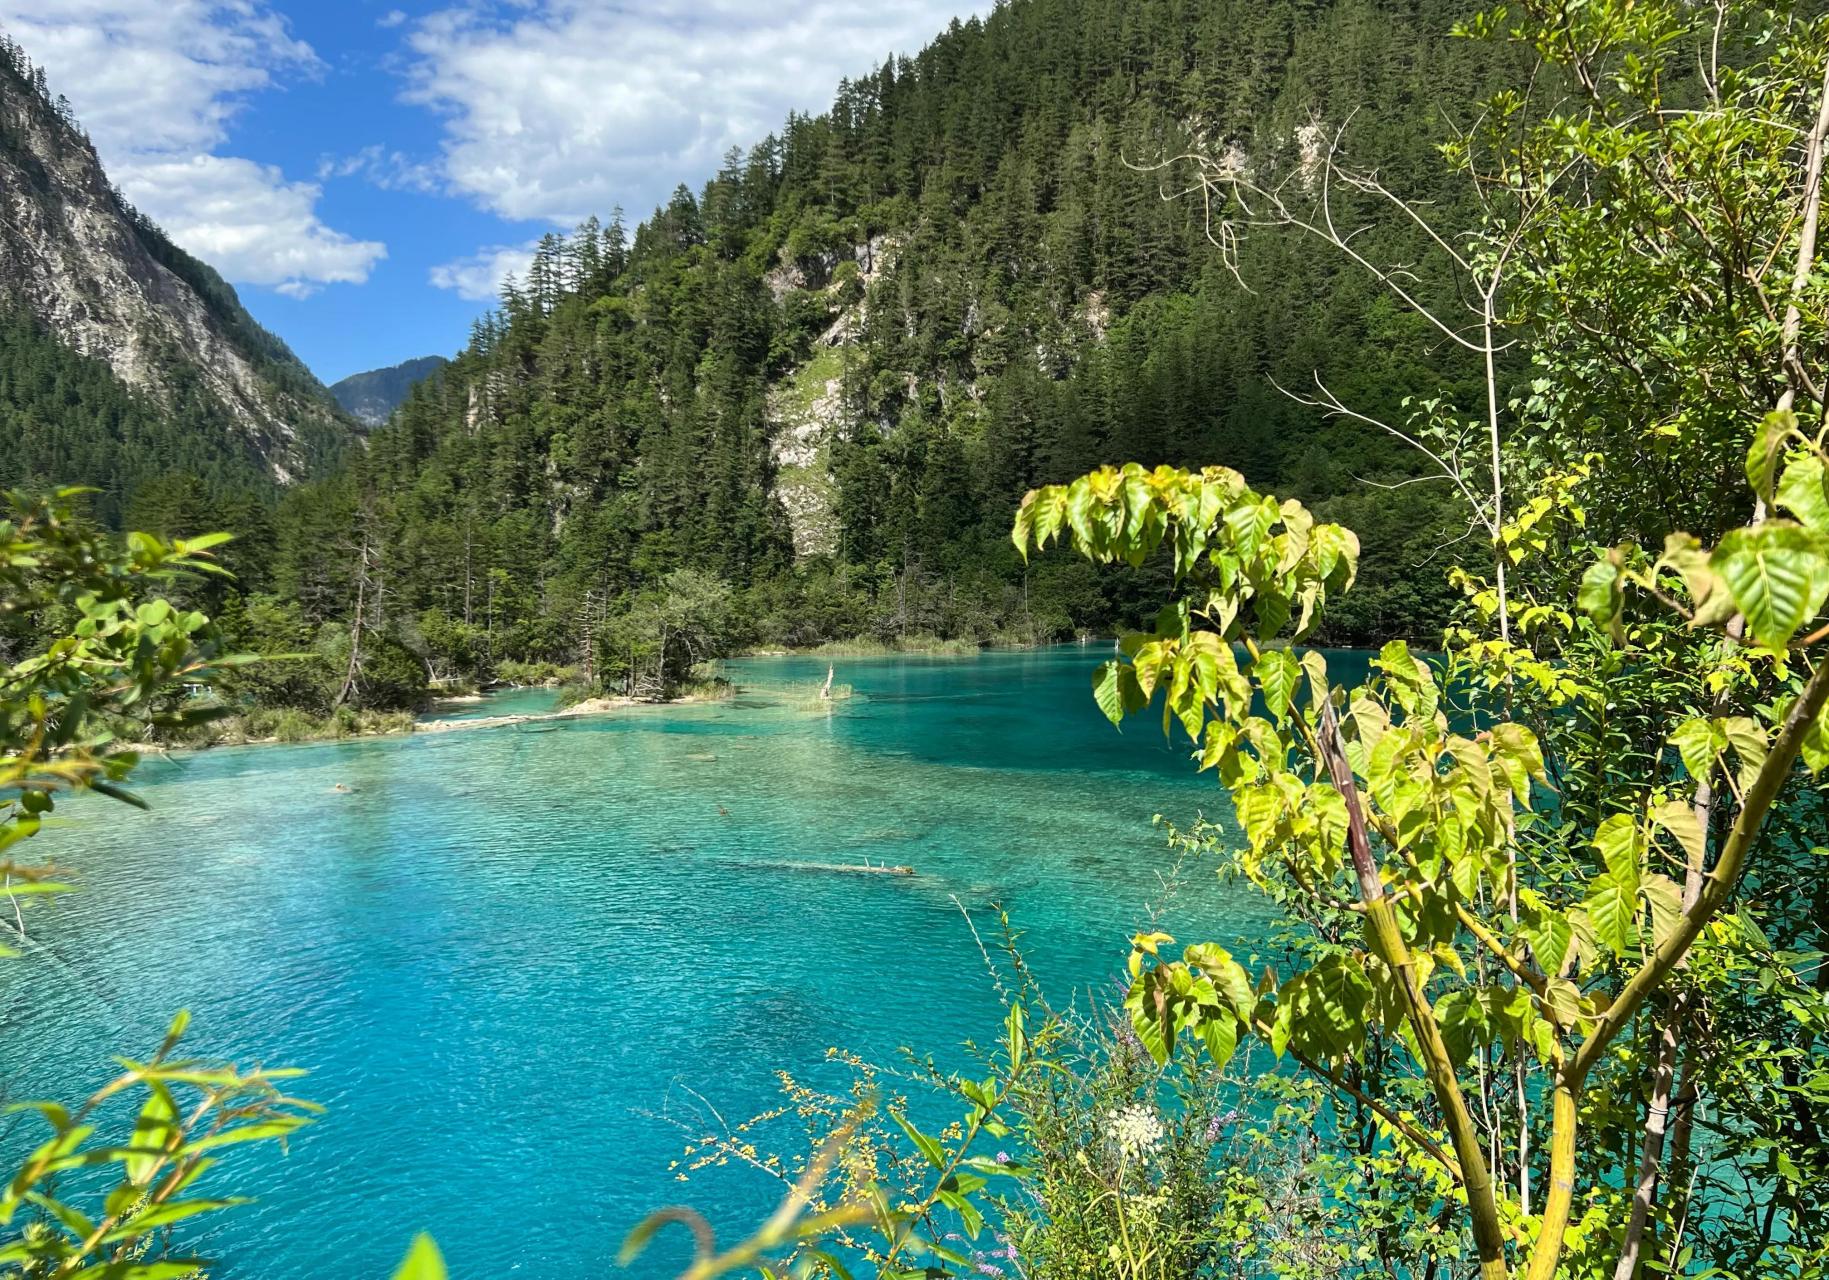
top-left (1104, 1104), bottom-right (1165, 1162)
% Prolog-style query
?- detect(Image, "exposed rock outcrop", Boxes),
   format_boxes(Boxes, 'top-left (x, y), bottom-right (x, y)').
top-left (0, 41), bottom-right (353, 483)
top-left (766, 236), bottom-right (899, 558)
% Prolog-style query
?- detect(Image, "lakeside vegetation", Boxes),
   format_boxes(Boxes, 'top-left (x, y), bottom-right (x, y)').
top-left (6, 0), bottom-right (1829, 1279)
top-left (626, 0), bottom-right (1829, 1276)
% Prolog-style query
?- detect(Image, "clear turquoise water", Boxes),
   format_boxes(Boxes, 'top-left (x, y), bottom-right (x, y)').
top-left (1, 646), bottom-right (1291, 1279)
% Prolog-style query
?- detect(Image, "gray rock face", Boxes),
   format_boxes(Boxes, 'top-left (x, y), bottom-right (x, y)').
top-left (0, 50), bottom-right (350, 482)
top-left (766, 236), bottom-right (899, 559)
top-left (331, 356), bottom-right (450, 427)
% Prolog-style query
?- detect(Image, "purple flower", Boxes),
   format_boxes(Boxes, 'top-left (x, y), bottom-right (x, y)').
top-left (1204, 1109), bottom-right (1240, 1143)
top-left (995, 1150), bottom-right (1011, 1165)
top-left (975, 1264), bottom-right (1006, 1278)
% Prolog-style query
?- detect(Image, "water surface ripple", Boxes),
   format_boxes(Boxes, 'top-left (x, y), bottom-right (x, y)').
top-left (2, 647), bottom-right (1279, 1278)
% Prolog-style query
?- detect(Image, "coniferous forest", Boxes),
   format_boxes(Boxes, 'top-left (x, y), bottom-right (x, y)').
top-left (7, 0), bottom-right (1520, 710)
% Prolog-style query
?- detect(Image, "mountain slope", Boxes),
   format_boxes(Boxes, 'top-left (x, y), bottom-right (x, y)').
top-left (0, 33), bottom-right (355, 519)
top-left (310, 0), bottom-right (1507, 672)
top-left (331, 356), bottom-right (449, 426)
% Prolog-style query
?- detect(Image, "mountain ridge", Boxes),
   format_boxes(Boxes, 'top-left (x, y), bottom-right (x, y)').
top-left (331, 356), bottom-right (449, 427)
top-left (0, 31), bottom-right (354, 513)
top-left (334, 0), bottom-right (1504, 661)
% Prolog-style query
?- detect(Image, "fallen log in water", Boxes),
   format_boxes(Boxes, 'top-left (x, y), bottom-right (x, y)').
top-left (734, 859), bottom-right (916, 877)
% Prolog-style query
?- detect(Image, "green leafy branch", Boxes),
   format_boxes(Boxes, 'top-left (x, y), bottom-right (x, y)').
top-left (1014, 453), bottom-right (1829, 1280)
top-left (0, 1012), bottom-right (318, 1280)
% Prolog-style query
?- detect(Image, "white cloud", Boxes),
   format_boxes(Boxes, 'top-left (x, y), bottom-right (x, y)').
top-left (0, 1), bottom-right (386, 295)
top-left (317, 143), bottom-right (440, 193)
top-left (378, 8), bottom-right (409, 28)
top-left (428, 240), bottom-right (539, 300)
top-left (401, 0), bottom-right (986, 226)
top-left (124, 155), bottom-right (387, 294)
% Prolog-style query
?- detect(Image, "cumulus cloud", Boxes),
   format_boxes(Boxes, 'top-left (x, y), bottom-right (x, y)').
top-left (0, 0), bottom-right (385, 295)
top-left (428, 240), bottom-right (539, 300)
top-left (402, 0), bottom-right (985, 226)
top-left (126, 155), bottom-right (388, 295)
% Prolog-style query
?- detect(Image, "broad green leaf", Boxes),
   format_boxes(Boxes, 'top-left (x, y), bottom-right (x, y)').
top-left (1642, 874), bottom-right (1685, 947)
top-left (1521, 905), bottom-right (1572, 977)
top-left (1091, 660), bottom-right (1145, 728)
top-left (1722, 717), bottom-right (1770, 793)
top-left (1349, 690), bottom-right (1390, 751)
top-left (1542, 977), bottom-right (1585, 1030)
top-left (1669, 718), bottom-right (1721, 783)
top-left (1234, 783), bottom-right (1287, 852)
top-left (1652, 800), bottom-right (1706, 869)
top-left (1592, 813), bottom-right (1643, 892)
top-left (1778, 452), bottom-right (1829, 531)
top-left (1011, 493), bottom-right (1036, 556)
top-left (1185, 943), bottom-right (1255, 1015)
top-left (1435, 989), bottom-right (1488, 1067)
top-left (1376, 641), bottom-right (1437, 721)
top-left (1586, 878), bottom-right (1638, 959)
top-left (1804, 703), bottom-right (1829, 774)
top-left (1300, 649), bottom-right (1330, 705)
top-left (1268, 1000), bottom-right (1293, 1059)
top-left (1124, 972), bottom-right (1172, 1066)
top-left (1197, 1011), bottom-right (1239, 1069)
top-left (1711, 523), bottom-right (1829, 648)
top-left (1659, 533), bottom-right (1736, 627)
top-left (1489, 722), bottom-right (1545, 801)
top-left (1747, 408), bottom-right (1796, 503)
top-left (1254, 649), bottom-right (1301, 723)
top-left (1287, 958), bottom-right (1370, 1062)
top-left (1578, 558), bottom-right (1621, 630)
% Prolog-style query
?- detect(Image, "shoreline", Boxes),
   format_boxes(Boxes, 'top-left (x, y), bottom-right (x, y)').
top-left (145, 690), bottom-right (730, 755)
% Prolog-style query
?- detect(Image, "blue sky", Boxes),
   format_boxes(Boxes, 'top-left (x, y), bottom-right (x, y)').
top-left (0, 2), bottom-right (982, 384)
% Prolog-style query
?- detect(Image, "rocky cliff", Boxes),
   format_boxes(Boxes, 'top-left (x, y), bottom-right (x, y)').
top-left (0, 35), bottom-right (352, 488)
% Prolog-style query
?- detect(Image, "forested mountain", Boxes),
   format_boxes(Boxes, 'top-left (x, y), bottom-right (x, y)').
top-left (331, 356), bottom-right (449, 426)
top-left (0, 34), bottom-right (355, 524)
top-left (9, 0), bottom-right (1520, 702)
top-left (286, 0), bottom-right (1510, 687)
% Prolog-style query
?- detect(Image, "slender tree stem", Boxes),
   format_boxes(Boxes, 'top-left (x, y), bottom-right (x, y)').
top-left (1319, 696), bottom-right (1511, 1279)
top-left (1525, 1080), bottom-right (1580, 1280)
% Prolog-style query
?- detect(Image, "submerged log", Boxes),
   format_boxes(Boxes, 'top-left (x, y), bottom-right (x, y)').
top-left (741, 859), bottom-right (915, 877)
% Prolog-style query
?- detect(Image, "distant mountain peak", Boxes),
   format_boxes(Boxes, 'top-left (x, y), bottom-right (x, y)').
top-left (330, 356), bottom-right (450, 427)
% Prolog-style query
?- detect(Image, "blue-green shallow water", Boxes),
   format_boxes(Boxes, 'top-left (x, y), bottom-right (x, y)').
top-left (0, 646), bottom-right (1330, 1279)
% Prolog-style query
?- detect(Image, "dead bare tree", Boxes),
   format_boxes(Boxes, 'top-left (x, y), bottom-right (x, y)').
top-left (334, 499), bottom-right (383, 710)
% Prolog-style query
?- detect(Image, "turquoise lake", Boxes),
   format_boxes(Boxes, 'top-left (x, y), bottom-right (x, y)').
top-left (1, 646), bottom-right (1304, 1279)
